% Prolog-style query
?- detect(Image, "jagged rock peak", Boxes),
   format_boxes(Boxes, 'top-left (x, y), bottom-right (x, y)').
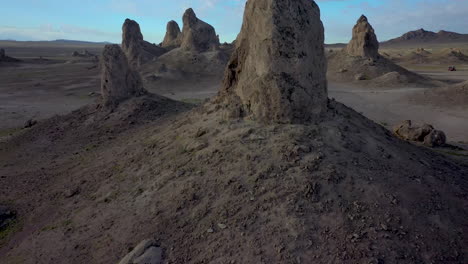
top-left (100, 44), bottom-right (146, 107)
top-left (162, 20), bottom-right (182, 48)
top-left (217, 0), bottom-right (328, 124)
top-left (345, 14), bottom-right (379, 59)
top-left (180, 8), bottom-right (219, 52)
top-left (121, 18), bottom-right (144, 68)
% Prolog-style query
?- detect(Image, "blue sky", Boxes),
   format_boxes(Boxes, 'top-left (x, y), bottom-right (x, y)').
top-left (1, 0), bottom-right (467, 44)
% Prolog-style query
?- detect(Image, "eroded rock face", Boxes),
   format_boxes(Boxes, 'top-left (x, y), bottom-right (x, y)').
top-left (122, 19), bottom-right (166, 68)
top-left (100, 44), bottom-right (146, 107)
top-left (345, 15), bottom-right (379, 59)
top-left (217, 0), bottom-right (328, 124)
top-left (162, 20), bottom-right (182, 48)
top-left (180, 8), bottom-right (219, 52)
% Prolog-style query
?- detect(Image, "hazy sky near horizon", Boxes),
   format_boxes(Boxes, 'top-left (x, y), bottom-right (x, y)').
top-left (1, 0), bottom-right (467, 44)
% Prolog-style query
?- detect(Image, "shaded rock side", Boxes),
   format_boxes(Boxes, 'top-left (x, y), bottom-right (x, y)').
top-left (118, 239), bottom-right (163, 264)
top-left (345, 15), bottom-right (379, 59)
top-left (180, 8), bottom-right (220, 52)
top-left (122, 19), bottom-right (166, 68)
top-left (100, 44), bottom-right (146, 107)
top-left (217, 0), bottom-right (328, 124)
top-left (162, 20), bottom-right (182, 49)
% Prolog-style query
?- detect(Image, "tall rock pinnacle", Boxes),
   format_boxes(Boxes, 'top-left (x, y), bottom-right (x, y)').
top-left (162, 20), bottom-right (182, 49)
top-left (345, 15), bottom-right (380, 59)
top-left (218, 0), bottom-right (328, 124)
top-left (100, 45), bottom-right (146, 107)
top-left (122, 19), bottom-right (166, 68)
top-left (180, 8), bottom-right (219, 52)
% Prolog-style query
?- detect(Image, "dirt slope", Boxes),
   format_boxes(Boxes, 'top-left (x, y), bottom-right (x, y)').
top-left (0, 96), bottom-right (467, 264)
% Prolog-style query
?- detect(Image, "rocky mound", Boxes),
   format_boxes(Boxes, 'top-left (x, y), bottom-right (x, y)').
top-left (327, 16), bottom-right (437, 87)
top-left (0, 1), bottom-right (467, 264)
top-left (71, 50), bottom-right (95, 58)
top-left (410, 80), bottom-right (468, 107)
top-left (122, 19), bottom-right (167, 68)
top-left (0, 48), bottom-right (21, 63)
top-left (180, 8), bottom-right (219, 52)
top-left (161, 20), bottom-right (182, 49)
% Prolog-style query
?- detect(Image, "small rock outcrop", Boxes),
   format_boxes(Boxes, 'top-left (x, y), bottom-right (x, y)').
top-left (100, 44), bottom-right (146, 107)
top-left (345, 15), bottom-right (379, 59)
top-left (0, 48), bottom-right (20, 62)
top-left (217, 0), bottom-right (328, 124)
top-left (118, 239), bottom-right (162, 264)
top-left (71, 50), bottom-right (95, 57)
top-left (180, 8), bottom-right (219, 52)
top-left (0, 48), bottom-right (5, 59)
top-left (122, 19), bottom-right (166, 68)
top-left (161, 20), bottom-right (182, 49)
top-left (393, 120), bottom-right (446, 147)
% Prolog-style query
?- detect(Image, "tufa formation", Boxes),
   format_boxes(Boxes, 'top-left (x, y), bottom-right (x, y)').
top-left (122, 19), bottom-right (166, 68)
top-left (180, 8), bottom-right (220, 52)
top-left (217, 0), bottom-right (328, 124)
top-left (345, 15), bottom-right (379, 59)
top-left (0, 48), bottom-right (5, 59)
top-left (161, 20), bottom-right (182, 49)
top-left (100, 44), bottom-right (146, 107)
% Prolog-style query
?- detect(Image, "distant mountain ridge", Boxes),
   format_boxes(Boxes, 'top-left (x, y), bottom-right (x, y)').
top-left (0, 39), bottom-right (113, 45)
top-left (382, 28), bottom-right (468, 46)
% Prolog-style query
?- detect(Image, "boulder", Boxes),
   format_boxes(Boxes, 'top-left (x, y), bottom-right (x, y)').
top-left (217, 0), bottom-right (328, 124)
top-left (355, 74), bottom-right (367, 81)
top-left (118, 239), bottom-right (162, 264)
top-left (0, 205), bottom-right (15, 230)
top-left (180, 8), bottom-right (219, 52)
top-left (424, 130), bottom-right (446, 147)
top-left (122, 19), bottom-right (166, 68)
top-left (161, 20), bottom-right (182, 49)
top-left (24, 119), bottom-right (38, 128)
top-left (100, 44), bottom-right (146, 107)
top-left (345, 15), bottom-right (379, 59)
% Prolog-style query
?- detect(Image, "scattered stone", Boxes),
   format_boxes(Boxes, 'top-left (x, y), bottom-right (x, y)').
top-left (345, 15), bottom-right (379, 59)
top-left (217, 0), bottom-right (328, 124)
top-left (122, 19), bottom-right (166, 68)
top-left (207, 228), bottom-right (214, 233)
top-left (118, 239), bottom-right (163, 264)
top-left (180, 8), bottom-right (220, 52)
top-left (64, 187), bottom-right (80, 198)
top-left (161, 20), bottom-right (182, 49)
top-left (0, 206), bottom-right (16, 230)
top-left (217, 223), bottom-right (227, 229)
top-left (100, 44), bottom-right (146, 107)
top-left (24, 119), bottom-right (37, 128)
top-left (355, 74), bottom-right (366, 81)
top-left (424, 130), bottom-right (446, 147)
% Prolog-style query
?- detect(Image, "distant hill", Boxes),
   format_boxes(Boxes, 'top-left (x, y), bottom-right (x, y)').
top-left (381, 29), bottom-right (468, 47)
top-left (52, 39), bottom-right (113, 45)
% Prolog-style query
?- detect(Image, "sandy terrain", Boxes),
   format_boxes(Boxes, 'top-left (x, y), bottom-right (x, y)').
top-left (1, 44), bottom-right (468, 148)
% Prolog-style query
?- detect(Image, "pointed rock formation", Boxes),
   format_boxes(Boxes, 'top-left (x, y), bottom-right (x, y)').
top-left (100, 44), bottom-right (146, 107)
top-left (162, 20), bottom-right (182, 49)
top-left (122, 19), bottom-right (166, 68)
top-left (180, 8), bottom-right (219, 52)
top-left (217, 0), bottom-right (327, 124)
top-left (345, 15), bottom-right (379, 59)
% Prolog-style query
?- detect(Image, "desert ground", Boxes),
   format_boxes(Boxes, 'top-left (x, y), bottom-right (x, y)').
top-left (0, 2), bottom-right (467, 263)
top-left (2, 42), bottom-right (467, 147)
